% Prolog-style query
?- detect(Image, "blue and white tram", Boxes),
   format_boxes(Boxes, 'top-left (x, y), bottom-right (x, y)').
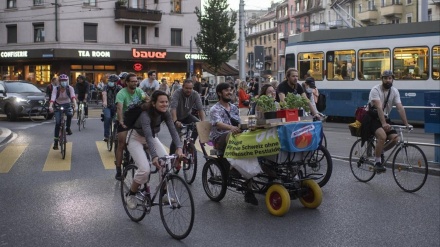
top-left (284, 21), bottom-right (440, 123)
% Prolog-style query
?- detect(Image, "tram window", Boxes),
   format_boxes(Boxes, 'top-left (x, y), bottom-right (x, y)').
top-left (393, 46), bottom-right (429, 80)
top-left (285, 53), bottom-right (296, 72)
top-left (326, 50), bottom-right (355, 80)
top-left (358, 49), bottom-right (390, 80)
top-left (433, 46), bottom-right (440, 80)
top-left (298, 52), bottom-right (324, 80)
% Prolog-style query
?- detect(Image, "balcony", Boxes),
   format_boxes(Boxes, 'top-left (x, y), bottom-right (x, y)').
top-left (278, 32), bottom-right (288, 40)
top-left (381, 3), bottom-right (403, 17)
top-left (265, 55), bottom-right (272, 62)
top-left (358, 9), bottom-right (379, 22)
top-left (310, 23), bottom-right (327, 31)
top-left (114, 4), bottom-right (162, 24)
top-left (431, 0), bottom-right (440, 4)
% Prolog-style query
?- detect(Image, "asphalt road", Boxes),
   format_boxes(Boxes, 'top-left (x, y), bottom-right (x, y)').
top-left (0, 114), bottom-right (439, 246)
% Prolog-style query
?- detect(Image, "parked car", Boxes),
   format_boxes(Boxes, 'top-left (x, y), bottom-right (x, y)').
top-left (0, 80), bottom-right (49, 121)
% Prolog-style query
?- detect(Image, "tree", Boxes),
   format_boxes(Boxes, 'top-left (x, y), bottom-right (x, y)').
top-left (195, 0), bottom-right (237, 79)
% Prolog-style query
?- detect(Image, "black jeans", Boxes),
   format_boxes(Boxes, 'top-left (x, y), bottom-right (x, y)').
top-left (169, 114), bottom-right (200, 154)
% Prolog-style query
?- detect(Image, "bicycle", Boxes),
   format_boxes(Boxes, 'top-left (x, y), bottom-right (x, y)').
top-left (55, 105), bottom-right (71, 159)
top-left (200, 95), bottom-right (210, 116)
top-left (107, 116), bottom-right (117, 152)
top-left (178, 123), bottom-right (198, 184)
top-left (29, 98), bottom-right (53, 122)
top-left (120, 154), bottom-right (195, 240)
top-left (77, 101), bottom-right (86, 131)
top-left (349, 125), bottom-right (428, 192)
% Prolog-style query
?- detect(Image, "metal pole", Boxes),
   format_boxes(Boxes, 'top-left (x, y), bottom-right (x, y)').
top-left (55, 0), bottom-right (58, 42)
top-left (190, 37), bottom-right (193, 78)
top-left (238, 0), bottom-right (246, 81)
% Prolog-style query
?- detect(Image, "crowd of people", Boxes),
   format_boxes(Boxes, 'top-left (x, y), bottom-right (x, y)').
top-left (45, 67), bottom-right (410, 206)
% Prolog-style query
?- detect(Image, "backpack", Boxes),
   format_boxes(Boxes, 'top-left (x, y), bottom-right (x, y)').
top-left (123, 104), bottom-right (143, 129)
top-left (55, 86), bottom-right (71, 99)
top-left (316, 93), bottom-right (326, 112)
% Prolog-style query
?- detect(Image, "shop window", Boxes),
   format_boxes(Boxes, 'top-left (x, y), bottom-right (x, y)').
top-left (71, 65), bottom-right (82, 70)
top-left (84, 23), bottom-right (97, 42)
top-left (393, 46), bottom-right (429, 80)
top-left (171, 28), bottom-right (182, 46)
top-left (29, 65), bottom-right (50, 84)
top-left (173, 0), bottom-right (181, 13)
top-left (83, 0), bottom-right (96, 6)
top-left (7, 25), bottom-right (17, 44)
top-left (33, 23), bottom-right (45, 43)
top-left (358, 49), bottom-right (390, 80)
top-left (325, 50), bottom-right (356, 80)
top-left (34, 0), bottom-right (43, 6)
top-left (433, 46), bottom-right (439, 80)
top-left (83, 65), bottom-right (93, 70)
top-left (7, 0), bottom-right (16, 8)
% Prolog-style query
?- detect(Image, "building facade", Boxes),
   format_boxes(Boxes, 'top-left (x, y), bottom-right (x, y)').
top-left (0, 0), bottom-right (202, 87)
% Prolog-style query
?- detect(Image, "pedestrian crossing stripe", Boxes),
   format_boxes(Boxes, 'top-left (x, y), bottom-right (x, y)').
top-left (0, 145), bottom-right (27, 173)
top-left (43, 142), bottom-right (73, 171)
top-left (96, 141), bottom-right (116, 169)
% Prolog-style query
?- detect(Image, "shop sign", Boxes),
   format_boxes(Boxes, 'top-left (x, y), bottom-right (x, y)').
top-left (132, 48), bottom-right (167, 59)
top-left (184, 53), bottom-right (207, 60)
top-left (1, 51), bottom-right (28, 58)
top-left (133, 63), bottom-right (143, 71)
top-left (78, 50), bottom-right (111, 58)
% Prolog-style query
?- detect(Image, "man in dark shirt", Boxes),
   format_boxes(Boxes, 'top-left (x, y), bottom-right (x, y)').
top-left (277, 68), bottom-right (320, 118)
top-left (192, 75), bottom-right (201, 94)
top-left (75, 75), bottom-right (90, 117)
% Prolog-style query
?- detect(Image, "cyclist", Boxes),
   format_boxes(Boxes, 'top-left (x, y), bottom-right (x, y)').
top-left (363, 70), bottom-right (410, 173)
top-left (114, 72), bottom-right (147, 180)
top-left (117, 72), bottom-right (128, 88)
top-left (139, 70), bottom-right (160, 97)
top-left (125, 90), bottom-right (184, 209)
top-left (75, 75), bottom-right (90, 118)
top-left (48, 74), bottom-right (77, 150)
top-left (169, 78), bottom-right (205, 155)
top-left (102, 74), bottom-right (122, 142)
top-left (46, 77), bottom-right (59, 100)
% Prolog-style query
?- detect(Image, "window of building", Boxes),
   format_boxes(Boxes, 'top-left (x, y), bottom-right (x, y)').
top-left (173, 0), bottom-right (181, 13)
top-left (326, 50), bottom-right (356, 80)
top-left (125, 26), bottom-right (146, 44)
top-left (259, 37), bottom-right (262, 45)
top-left (34, 0), bottom-right (44, 6)
top-left (298, 52), bottom-right (324, 80)
top-left (268, 34), bottom-right (271, 42)
top-left (33, 23), bottom-right (44, 42)
top-left (296, 2), bottom-right (299, 12)
top-left (264, 36), bottom-right (266, 44)
top-left (155, 27), bottom-right (159, 37)
top-left (406, 0), bottom-right (412, 4)
top-left (83, 0), bottom-right (96, 6)
top-left (132, 26), bottom-right (139, 44)
top-left (141, 27), bottom-right (146, 44)
top-left (84, 23), bottom-right (97, 42)
top-left (406, 13), bottom-right (412, 23)
top-left (7, 25), bottom-right (17, 44)
top-left (432, 46), bottom-right (439, 80)
top-left (129, 0), bottom-right (138, 8)
top-left (7, 0), bottom-right (16, 8)
top-left (393, 46), bottom-right (429, 80)
top-left (428, 9), bottom-right (432, 21)
top-left (391, 18), bottom-right (400, 24)
top-left (273, 33), bottom-right (276, 40)
top-left (273, 48), bottom-right (276, 55)
top-left (358, 3), bottom-right (362, 13)
top-left (358, 48), bottom-right (390, 80)
top-left (171, 28), bottom-right (182, 46)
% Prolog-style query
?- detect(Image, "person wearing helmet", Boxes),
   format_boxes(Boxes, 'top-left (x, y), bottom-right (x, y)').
top-left (117, 72), bottom-right (128, 88)
top-left (49, 74), bottom-right (77, 150)
top-left (102, 74), bottom-right (122, 142)
top-left (364, 70), bottom-right (410, 173)
top-left (75, 75), bottom-right (90, 118)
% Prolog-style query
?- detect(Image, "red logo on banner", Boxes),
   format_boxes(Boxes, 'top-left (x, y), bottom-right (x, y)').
top-left (133, 63), bottom-right (143, 71)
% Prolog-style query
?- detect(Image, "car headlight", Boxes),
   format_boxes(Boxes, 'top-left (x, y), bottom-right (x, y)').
top-left (15, 97), bottom-right (28, 103)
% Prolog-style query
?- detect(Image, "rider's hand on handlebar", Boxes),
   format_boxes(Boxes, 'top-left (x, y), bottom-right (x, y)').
top-left (406, 124), bottom-right (413, 131)
top-left (152, 157), bottom-right (161, 170)
top-left (175, 148), bottom-right (185, 159)
top-left (174, 121), bottom-right (182, 128)
top-left (49, 107), bottom-right (54, 113)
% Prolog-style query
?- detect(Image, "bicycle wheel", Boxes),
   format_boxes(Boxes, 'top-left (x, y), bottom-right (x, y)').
top-left (305, 145), bottom-right (333, 187)
top-left (120, 165), bottom-right (147, 222)
top-left (349, 139), bottom-right (376, 182)
top-left (201, 159), bottom-right (227, 202)
top-left (107, 123), bottom-right (113, 151)
top-left (77, 108), bottom-right (82, 131)
top-left (392, 143), bottom-right (428, 193)
top-left (159, 174), bottom-right (194, 240)
top-left (60, 123), bottom-right (66, 159)
top-left (183, 142), bottom-right (197, 184)
top-left (29, 105), bottom-right (49, 122)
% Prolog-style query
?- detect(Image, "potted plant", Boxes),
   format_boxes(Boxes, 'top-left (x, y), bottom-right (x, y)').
top-left (254, 95), bottom-right (277, 119)
top-left (277, 92), bottom-right (310, 121)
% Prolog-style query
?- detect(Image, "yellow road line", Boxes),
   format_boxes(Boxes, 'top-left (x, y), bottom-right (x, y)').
top-left (43, 142), bottom-right (72, 171)
top-left (0, 145), bottom-right (27, 173)
top-left (96, 141), bottom-right (116, 169)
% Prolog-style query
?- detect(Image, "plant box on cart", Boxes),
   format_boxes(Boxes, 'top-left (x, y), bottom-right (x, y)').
top-left (276, 109), bottom-right (299, 122)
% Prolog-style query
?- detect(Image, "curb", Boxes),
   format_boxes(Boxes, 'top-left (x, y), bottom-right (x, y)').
top-left (0, 127), bottom-right (12, 146)
top-left (332, 155), bottom-right (440, 176)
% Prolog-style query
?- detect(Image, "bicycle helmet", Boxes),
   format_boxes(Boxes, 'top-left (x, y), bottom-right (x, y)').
top-left (59, 74), bottom-right (69, 82)
top-left (381, 70), bottom-right (395, 79)
top-left (108, 74), bottom-right (119, 83)
top-left (118, 72), bottom-right (128, 80)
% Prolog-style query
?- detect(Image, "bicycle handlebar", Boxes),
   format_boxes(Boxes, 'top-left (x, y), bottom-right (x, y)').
top-left (390, 124), bottom-right (413, 131)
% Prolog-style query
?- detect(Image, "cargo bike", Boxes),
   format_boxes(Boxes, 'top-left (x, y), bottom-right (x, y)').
top-left (197, 120), bottom-right (332, 216)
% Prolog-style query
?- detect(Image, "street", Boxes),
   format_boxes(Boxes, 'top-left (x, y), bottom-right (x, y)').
top-left (0, 113), bottom-right (439, 247)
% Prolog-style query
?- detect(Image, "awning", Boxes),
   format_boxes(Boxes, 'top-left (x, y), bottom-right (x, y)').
top-left (202, 62), bottom-right (239, 76)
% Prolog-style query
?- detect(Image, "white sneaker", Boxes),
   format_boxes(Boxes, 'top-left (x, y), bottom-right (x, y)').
top-left (126, 194), bottom-right (137, 209)
top-left (162, 194), bottom-right (176, 204)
